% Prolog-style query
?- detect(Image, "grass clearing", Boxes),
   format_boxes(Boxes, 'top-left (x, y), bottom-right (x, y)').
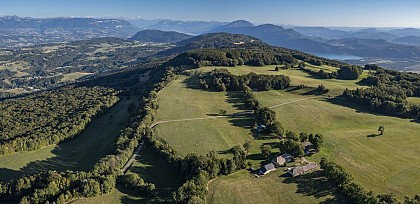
top-left (154, 75), bottom-right (256, 157)
top-left (59, 72), bottom-right (93, 83)
top-left (407, 97), bottom-right (420, 105)
top-left (0, 97), bottom-right (134, 182)
top-left (199, 65), bottom-right (368, 95)
top-left (208, 169), bottom-right (345, 204)
top-left (255, 90), bottom-right (420, 199)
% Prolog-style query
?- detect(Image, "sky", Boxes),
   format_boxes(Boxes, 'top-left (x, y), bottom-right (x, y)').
top-left (1, 0), bottom-right (420, 27)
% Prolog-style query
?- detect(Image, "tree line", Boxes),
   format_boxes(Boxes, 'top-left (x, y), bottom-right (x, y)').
top-left (343, 66), bottom-right (420, 120)
top-left (0, 86), bottom-right (119, 155)
top-left (0, 68), bottom-right (157, 203)
top-left (320, 158), bottom-right (419, 204)
top-left (299, 63), bottom-right (363, 80)
top-left (199, 68), bottom-right (290, 92)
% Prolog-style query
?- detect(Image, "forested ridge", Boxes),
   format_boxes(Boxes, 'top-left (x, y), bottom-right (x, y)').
top-left (0, 86), bottom-right (119, 155)
top-left (344, 66), bottom-right (420, 119)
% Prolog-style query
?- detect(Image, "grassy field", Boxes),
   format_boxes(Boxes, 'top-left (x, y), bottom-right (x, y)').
top-left (153, 75), bottom-right (257, 157)
top-left (407, 97), bottom-right (420, 105)
top-left (208, 169), bottom-right (345, 204)
top-left (199, 65), bottom-right (368, 95)
top-left (0, 97), bottom-right (134, 182)
top-left (60, 72), bottom-right (93, 83)
top-left (254, 89), bottom-right (420, 199)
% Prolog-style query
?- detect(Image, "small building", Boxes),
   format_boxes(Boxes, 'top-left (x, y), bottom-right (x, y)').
top-left (258, 163), bottom-right (276, 175)
top-left (272, 156), bottom-right (286, 166)
top-left (256, 125), bottom-right (266, 132)
top-left (288, 163), bottom-right (318, 177)
top-left (280, 153), bottom-right (294, 163)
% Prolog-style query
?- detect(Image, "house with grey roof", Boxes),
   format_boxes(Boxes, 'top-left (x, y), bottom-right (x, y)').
top-left (258, 163), bottom-right (276, 175)
top-left (288, 162), bottom-right (318, 177)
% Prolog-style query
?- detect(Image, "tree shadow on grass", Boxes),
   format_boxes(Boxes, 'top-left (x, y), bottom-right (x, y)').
top-left (0, 168), bottom-right (22, 183)
top-left (282, 171), bottom-right (347, 203)
top-left (128, 144), bottom-right (184, 201)
top-left (367, 133), bottom-right (382, 138)
top-left (326, 96), bottom-right (420, 124)
top-left (325, 96), bottom-right (382, 116)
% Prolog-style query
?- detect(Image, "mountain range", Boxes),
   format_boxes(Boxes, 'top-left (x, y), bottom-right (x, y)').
top-left (3, 16), bottom-right (420, 69)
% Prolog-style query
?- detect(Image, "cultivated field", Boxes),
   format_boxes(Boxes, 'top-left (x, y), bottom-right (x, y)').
top-left (0, 97), bottom-right (134, 182)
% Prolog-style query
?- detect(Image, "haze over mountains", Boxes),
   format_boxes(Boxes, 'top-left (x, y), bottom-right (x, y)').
top-left (3, 16), bottom-right (420, 72)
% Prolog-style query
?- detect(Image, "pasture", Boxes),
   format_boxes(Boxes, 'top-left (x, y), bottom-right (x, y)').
top-left (208, 169), bottom-right (345, 204)
top-left (199, 65), bottom-right (368, 95)
top-left (255, 89), bottom-right (420, 199)
top-left (153, 75), bottom-right (258, 157)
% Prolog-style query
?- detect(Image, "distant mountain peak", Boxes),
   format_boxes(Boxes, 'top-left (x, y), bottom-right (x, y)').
top-left (226, 20), bottom-right (254, 28)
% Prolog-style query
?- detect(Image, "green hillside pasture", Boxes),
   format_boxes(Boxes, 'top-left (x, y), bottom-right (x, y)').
top-left (72, 143), bottom-right (184, 204)
top-left (208, 169), bottom-right (345, 204)
top-left (304, 63), bottom-right (339, 73)
top-left (256, 90), bottom-right (420, 199)
top-left (407, 97), bottom-right (420, 105)
top-left (60, 72), bottom-right (93, 83)
top-left (199, 65), bottom-right (368, 95)
top-left (154, 75), bottom-right (257, 157)
top-left (0, 97), bottom-right (134, 182)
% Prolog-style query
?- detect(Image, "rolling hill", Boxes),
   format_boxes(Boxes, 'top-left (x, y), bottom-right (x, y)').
top-left (130, 29), bottom-right (192, 43)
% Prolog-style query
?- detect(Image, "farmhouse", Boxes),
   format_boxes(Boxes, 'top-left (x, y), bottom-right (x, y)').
top-left (281, 153), bottom-right (293, 162)
top-left (272, 156), bottom-right (286, 166)
top-left (288, 163), bottom-right (318, 177)
top-left (272, 153), bottom-right (293, 166)
top-left (258, 163), bottom-right (276, 175)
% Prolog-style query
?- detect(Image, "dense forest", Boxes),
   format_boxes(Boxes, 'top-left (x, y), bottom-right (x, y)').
top-left (199, 68), bottom-right (290, 91)
top-left (0, 86), bottom-right (119, 155)
top-left (343, 66), bottom-right (420, 119)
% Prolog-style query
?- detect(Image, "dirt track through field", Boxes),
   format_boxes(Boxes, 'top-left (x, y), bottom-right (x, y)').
top-left (150, 96), bottom-right (323, 128)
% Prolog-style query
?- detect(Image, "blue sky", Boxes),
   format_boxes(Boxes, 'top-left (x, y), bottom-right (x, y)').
top-left (1, 0), bottom-right (420, 27)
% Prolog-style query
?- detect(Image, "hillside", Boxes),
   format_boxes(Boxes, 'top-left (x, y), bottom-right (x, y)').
top-left (0, 16), bottom-right (139, 47)
top-left (130, 29), bottom-right (192, 43)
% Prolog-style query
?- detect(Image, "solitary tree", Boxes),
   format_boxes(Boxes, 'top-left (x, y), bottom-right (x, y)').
top-left (219, 109), bottom-right (227, 115)
top-left (243, 140), bottom-right (252, 154)
top-left (378, 126), bottom-right (385, 135)
top-left (274, 66), bottom-right (280, 71)
top-left (261, 145), bottom-right (272, 159)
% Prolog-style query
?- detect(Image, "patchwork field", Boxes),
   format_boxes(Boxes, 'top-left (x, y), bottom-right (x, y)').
top-left (0, 97), bottom-right (134, 182)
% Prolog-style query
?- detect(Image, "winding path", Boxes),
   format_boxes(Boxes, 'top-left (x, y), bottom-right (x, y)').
top-left (269, 96), bottom-right (323, 109)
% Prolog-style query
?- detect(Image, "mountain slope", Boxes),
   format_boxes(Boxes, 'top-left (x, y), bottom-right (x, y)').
top-left (130, 29), bottom-right (192, 43)
top-left (0, 16), bottom-right (138, 47)
top-left (145, 19), bottom-right (226, 35)
top-left (210, 23), bottom-right (337, 54)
